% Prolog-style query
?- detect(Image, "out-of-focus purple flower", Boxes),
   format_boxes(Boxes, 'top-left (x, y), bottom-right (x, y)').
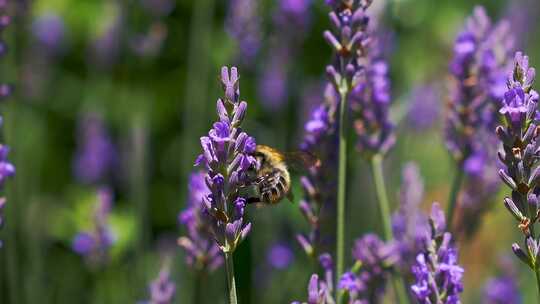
top-left (89, 9), bottom-right (122, 69)
top-left (140, 0), bottom-right (175, 18)
top-left (482, 276), bottom-right (521, 304)
top-left (0, 3), bottom-right (13, 249)
top-left (73, 112), bottom-right (117, 184)
top-left (32, 13), bottom-right (65, 55)
top-left (177, 172), bottom-right (223, 272)
top-left (130, 22), bottom-right (168, 58)
top-left (445, 6), bottom-right (513, 168)
top-left (258, 0), bottom-right (311, 111)
top-left (267, 242), bottom-right (294, 270)
top-left (407, 84), bottom-right (441, 131)
top-left (392, 163), bottom-right (429, 279)
top-left (482, 256), bottom-right (521, 304)
top-left (72, 187), bottom-right (115, 264)
top-left (195, 67), bottom-right (256, 254)
top-left (411, 203), bottom-right (464, 303)
top-left (445, 6), bottom-right (511, 239)
top-left (225, 0), bottom-right (261, 64)
top-left (496, 51), bottom-right (540, 271)
top-left (258, 53), bottom-right (288, 111)
top-left (147, 266), bottom-right (176, 304)
top-left (0, 144), bottom-right (14, 187)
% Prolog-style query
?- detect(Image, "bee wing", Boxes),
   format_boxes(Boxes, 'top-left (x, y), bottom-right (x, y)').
top-left (283, 151), bottom-right (321, 172)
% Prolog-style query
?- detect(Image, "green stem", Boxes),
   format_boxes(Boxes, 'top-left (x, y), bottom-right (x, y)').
top-left (336, 86), bottom-right (348, 287)
top-left (534, 267), bottom-right (540, 302)
top-left (370, 155), bottom-right (392, 240)
top-left (224, 252), bottom-right (238, 304)
top-left (194, 271), bottom-right (205, 304)
top-left (370, 155), bottom-right (409, 304)
top-left (446, 166), bottom-right (464, 232)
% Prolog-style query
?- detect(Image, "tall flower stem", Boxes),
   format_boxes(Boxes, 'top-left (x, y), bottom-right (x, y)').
top-left (446, 165), bottom-right (464, 231)
top-left (224, 252), bottom-right (238, 304)
top-left (336, 86), bottom-right (348, 285)
top-left (370, 154), bottom-right (391, 240)
top-left (370, 154), bottom-right (409, 304)
top-left (535, 267), bottom-right (540, 299)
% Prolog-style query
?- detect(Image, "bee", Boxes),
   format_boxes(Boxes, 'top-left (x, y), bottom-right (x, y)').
top-left (246, 145), bottom-right (320, 205)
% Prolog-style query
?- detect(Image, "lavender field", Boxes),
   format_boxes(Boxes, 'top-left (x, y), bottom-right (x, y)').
top-left (1, 0), bottom-right (540, 303)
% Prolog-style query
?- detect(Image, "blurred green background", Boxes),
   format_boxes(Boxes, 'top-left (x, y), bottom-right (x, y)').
top-left (0, 0), bottom-right (539, 303)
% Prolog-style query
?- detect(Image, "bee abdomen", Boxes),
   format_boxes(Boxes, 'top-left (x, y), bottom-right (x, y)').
top-left (259, 169), bottom-right (288, 204)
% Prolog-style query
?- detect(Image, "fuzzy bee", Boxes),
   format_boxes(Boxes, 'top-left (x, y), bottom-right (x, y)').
top-left (246, 145), bottom-right (320, 205)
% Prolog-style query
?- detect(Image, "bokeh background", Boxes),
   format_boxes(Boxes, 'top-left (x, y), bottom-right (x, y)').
top-left (0, 0), bottom-right (539, 303)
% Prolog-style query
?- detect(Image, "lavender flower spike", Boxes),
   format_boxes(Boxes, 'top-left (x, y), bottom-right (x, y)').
top-left (72, 187), bottom-right (115, 264)
top-left (178, 172), bottom-right (223, 272)
top-left (196, 66), bottom-right (255, 254)
top-left (444, 5), bottom-right (512, 230)
top-left (411, 203), bottom-right (464, 303)
top-left (146, 264), bottom-right (176, 304)
top-left (195, 66), bottom-right (256, 303)
top-left (496, 51), bottom-right (540, 294)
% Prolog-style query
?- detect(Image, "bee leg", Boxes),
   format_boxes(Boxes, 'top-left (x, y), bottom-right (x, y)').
top-left (247, 197), bottom-right (262, 204)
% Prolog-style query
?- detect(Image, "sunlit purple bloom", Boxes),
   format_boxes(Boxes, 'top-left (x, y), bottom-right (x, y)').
top-left (147, 266), bottom-right (175, 304)
top-left (411, 203), bottom-right (464, 303)
top-left (72, 187), bottom-right (115, 264)
top-left (195, 67), bottom-right (255, 254)
top-left (177, 172), bottom-right (223, 272)
top-left (73, 112), bottom-right (117, 184)
top-left (496, 51), bottom-right (540, 270)
top-left (32, 13), bottom-right (65, 55)
top-left (267, 242), bottom-right (294, 270)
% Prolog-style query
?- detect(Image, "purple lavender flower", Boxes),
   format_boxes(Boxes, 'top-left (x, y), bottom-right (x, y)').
top-left (496, 51), bottom-right (540, 272)
top-left (294, 237), bottom-right (396, 304)
top-left (345, 234), bottom-right (397, 303)
top-left (0, 2), bottom-right (11, 100)
top-left (72, 187), bottom-right (115, 263)
top-left (410, 203), bottom-right (464, 303)
top-left (292, 254), bottom-right (334, 304)
top-left (406, 84), bottom-right (441, 131)
top-left (297, 84), bottom-right (338, 258)
top-left (267, 242), bottom-right (294, 270)
top-left (31, 13), bottom-right (65, 55)
top-left (392, 163), bottom-right (429, 278)
top-left (225, 0), bottom-right (261, 64)
top-left (482, 276), bottom-right (521, 304)
top-left (445, 6), bottom-right (513, 169)
top-left (195, 66), bottom-right (255, 254)
top-left (177, 172), bottom-right (223, 272)
top-left (147, 266), bottom-right (176, 304)
top-left (323, 0), bottom-right (395, 157)
top-left (73, 112), bottom-right (117, 184)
